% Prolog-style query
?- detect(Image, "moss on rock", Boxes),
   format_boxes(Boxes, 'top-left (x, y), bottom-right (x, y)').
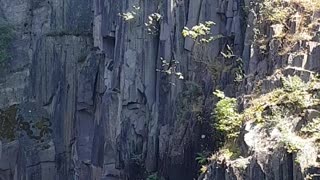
top-left (0, 23), bottom-right (13, 63)
top-left (0, 105), bottom-right (18, 141)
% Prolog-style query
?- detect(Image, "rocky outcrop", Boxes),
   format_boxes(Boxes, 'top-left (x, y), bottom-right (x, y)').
top-left (199, 0), bottom-right (320, 179)
top-left (201, 107), bottom-right (320, 180)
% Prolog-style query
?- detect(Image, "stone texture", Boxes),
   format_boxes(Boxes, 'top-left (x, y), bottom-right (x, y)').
top-left (0, 0), bottom-right (319, 180)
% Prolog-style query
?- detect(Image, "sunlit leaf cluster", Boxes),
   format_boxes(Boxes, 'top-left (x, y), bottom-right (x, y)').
top-left (182, 21), bottom-right (217, 43)
top-left (145, 13), bottom-right (162, 35)
top-left (118, 5), bottom-right (140, 21)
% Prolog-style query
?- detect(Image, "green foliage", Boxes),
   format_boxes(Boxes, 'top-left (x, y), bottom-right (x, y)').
top-left (120, 12), bottom-right (135, 20)
top-left (280, 130), bottom-right (303, 153)
top-left (241, 75), bottom-right (313, 124)
top-left (195, 152), bottom-right (208, 165)
top-left (252, 0), bottom-right (320, 55)
top-left (210, 142), bottom-right (241, 162)
top-left (282, 140), bottom-right (301, 153)
top-left (220, 144), bottom-right (241, 160)
top-left (147, 172), bottom-right (159, 180)
top-left (301, 118), bottom-right (320, 137)
top-left (211, 73), bottom-right (320, 177)
top-left (213, 75), bottom-right (319, 141)
top-left (0, 104), bottom-right (52, 147)
top-left (290, 0), bottom-right (320, 12)
top-left (119, 5), bottom-right (140, 21)
top-left (258, 0), bottom-right (320, 24)
top-left (0, 106), bottom-right (18, 141)
top-left (259, 0), bottom-right (294, 24)
top-left (213, 90), bottom-right (242, 139)
top-left (0, 23), bottom-right (13, 63)
top-left (220, 45), bottom-right (235, 59)
top-left (145, 13), bottom-right (162, 35)
top-left (281, 75), bottom-right (307, 92)
top-left (157, 57), bottom-right (184, 81)
top-left (182, 21), bottom-right (214, 39)
top-left (182, 21), bottom-right (223, 43)
top-left (234, 58), bottom-right (245, 82)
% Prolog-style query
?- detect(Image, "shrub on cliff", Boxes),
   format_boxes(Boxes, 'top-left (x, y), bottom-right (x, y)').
top-left (213, 90), bottom-right (241, 139)
top-left (253, 0), bottom-right (320, 55)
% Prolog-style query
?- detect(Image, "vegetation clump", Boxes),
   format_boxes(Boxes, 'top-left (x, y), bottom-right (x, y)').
top-left (145, 13), bottom-right (162, 35)
top-left (213, 90), bottom-right (241, 139)
top-left (214, 75), bottom-right (319, 139)
top-left (118, 5), bottom-right (141, 21)
top-left (252, 0), bottom-right (320, 55)
top-left (211, 75), bottom-right (320, 176)
top-left (0, 104), bottom-right (52, 150)
top-left (182, 21), bottom-right (223, 43)
top-left (147, 172), bottom-right (159, 180)
top-left (0, 105), bottom-right (18, 141)
top-left (301, 118), bottom-right (320, 137)
top-left (0, 23), bottom-right (13, 63)
top-left (156, 57), bottom-right (184, 86)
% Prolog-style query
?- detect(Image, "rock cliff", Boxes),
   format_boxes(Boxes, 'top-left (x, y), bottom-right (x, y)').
top-left (0, 0), bottom-right (319, 180)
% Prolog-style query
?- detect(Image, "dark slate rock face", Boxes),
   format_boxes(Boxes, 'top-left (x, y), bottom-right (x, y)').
top-left (0, 0), bottom-right (319, 179)
top-left (1, 0), bottom-right (244, 179)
